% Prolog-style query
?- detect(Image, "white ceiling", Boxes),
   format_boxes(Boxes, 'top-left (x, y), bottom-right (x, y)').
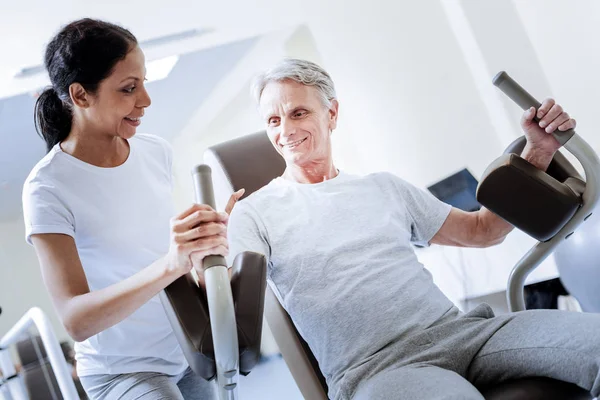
top-left (0, 0), bottom-right (305, 99)
top-left (4, 0), bottom-right (597, 102)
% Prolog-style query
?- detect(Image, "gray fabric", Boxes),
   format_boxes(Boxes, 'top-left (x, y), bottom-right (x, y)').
top-left (343, 303), bottom-right (600, 400)
top-left (227, 171), bottom-right (453, 399)
top-left (79, 367), bottom-right (216, 400)
top-left (353, 365), bottom-right (485, 400)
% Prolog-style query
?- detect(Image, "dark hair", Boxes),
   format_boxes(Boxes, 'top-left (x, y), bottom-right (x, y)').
top-left (34, 18), bottom-right (138, 152)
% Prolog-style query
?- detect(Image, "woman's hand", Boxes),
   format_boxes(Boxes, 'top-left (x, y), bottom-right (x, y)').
top-left (193, 189), bottom-right (244, 287)
top-left (165, 203), bottom-right (229, 277)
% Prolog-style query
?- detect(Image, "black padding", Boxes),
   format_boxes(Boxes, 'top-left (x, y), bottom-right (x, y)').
top-left (207, 131), bottom-right (286, 200)
top-left (477, 136), bottom-right (584, 241)
top-left (21, 360), bottom-right (62, 400)
top-left (230, 252), bottom-right (268, 375)
top-left (160, 274), bottom-right (216, 380)
top-left (160, 252), bottom-right (268, 380)
top-left (16, 337), bottom-right (75, 368)
top-left (503, 136), bottom-right (583, 182)
top-left (480, 377), bottom-right (592, 400)
top-left (20, 361), bottom-right (87, 400)
top-left (15, 337), bottom-right (87, 400)
top-left (16, 335), bottom-right (46, 366)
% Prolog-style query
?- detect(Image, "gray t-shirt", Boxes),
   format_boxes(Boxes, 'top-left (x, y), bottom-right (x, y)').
top-left (227, 171), bottom-right (453, 398)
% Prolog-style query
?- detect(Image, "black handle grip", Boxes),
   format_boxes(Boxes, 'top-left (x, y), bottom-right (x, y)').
top-left (492, 71), bottom-right (575, 146)
top-left (192, 164), bottom-right (227, 269)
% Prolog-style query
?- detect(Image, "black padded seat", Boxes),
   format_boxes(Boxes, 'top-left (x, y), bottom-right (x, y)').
top-left (480, 377), bottom-right (592, 399)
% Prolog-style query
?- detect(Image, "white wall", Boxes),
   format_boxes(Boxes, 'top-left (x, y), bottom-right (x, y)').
top-left (305, 1), bottom-right (504, 187)
top-left (514, 1), bottom-right (600, 152)
top-left (0, 217), bottom-right (69, 343)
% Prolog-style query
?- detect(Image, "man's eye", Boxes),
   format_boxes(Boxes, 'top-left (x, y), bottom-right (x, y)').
top-left (269, 118), bottom-right (279, 125)
top-left (294, 111), bottom-right (306, 117)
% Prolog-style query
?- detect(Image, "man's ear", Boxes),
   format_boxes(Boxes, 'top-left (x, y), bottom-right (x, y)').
top-left (329, 99), bottom-right (339, 132)
top-left (69, 83), bottom-right (90, 108)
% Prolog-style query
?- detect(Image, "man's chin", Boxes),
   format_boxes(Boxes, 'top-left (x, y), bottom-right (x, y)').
top-left (284, 152), bottom-right (306, 165)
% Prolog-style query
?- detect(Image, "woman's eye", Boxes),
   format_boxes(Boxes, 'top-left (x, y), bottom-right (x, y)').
top-left (269, 118), bottom-right (279, 125)
top-left (294, 111), bottom-right (306, 117)
top-left (123, 86), bottom-right (136, 93)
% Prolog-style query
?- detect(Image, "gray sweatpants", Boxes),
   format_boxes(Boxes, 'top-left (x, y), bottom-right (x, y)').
top-left (341, 303), bottom-right (600, 400)
top-left (80, 366), bottom-right (216, 399)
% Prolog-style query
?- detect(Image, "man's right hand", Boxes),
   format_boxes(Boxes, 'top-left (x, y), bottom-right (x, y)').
top-left (165, 203), bottom-right (229, 277)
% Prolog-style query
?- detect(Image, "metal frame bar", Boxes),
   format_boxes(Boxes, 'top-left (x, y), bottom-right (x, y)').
top-left (0, 308), bottom-right (79, 400)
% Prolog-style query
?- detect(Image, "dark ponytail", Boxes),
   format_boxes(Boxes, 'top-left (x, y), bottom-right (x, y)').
top-left (34, 87), bottom-right (73, 152)
top-left (34, 18), bottom-right (138, 152)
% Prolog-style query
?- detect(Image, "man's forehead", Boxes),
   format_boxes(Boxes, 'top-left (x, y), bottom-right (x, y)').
top-left (260, 81), bottom-right (317, 112)
top-left (260, 97), bottom-right (297, 114)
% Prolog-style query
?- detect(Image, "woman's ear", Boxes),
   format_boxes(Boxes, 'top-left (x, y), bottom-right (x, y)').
top-left (69, 83), bottom-right (90, 108)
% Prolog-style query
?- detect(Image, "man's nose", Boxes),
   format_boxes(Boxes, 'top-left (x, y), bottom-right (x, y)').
top-left (280, 118), bottom-right (295, 138)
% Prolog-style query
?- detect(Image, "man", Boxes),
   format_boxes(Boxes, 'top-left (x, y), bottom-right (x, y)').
top-left (227, 59), bottom-right (599, 400)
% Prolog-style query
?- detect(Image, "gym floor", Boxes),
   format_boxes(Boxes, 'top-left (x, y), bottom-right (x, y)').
top-left (239, 355), bottom-right (303, 399)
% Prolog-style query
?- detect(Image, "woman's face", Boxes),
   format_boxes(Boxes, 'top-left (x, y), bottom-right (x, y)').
top-left (82, 45), bottom-right (151, 139)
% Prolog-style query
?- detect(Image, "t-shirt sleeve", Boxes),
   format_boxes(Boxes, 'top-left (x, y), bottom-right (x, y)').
top-left (226, 200), bottom-right (271, 268)
top-left (22, 178), bottom-right (75, 245)
top-left (386, 173), bottom-right (452, 247)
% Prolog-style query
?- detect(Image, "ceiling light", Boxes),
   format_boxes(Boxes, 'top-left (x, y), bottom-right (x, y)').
top-left (14, 28), bottom-right (209, 80)
top-left (146, 55), bottom-right (179, 83)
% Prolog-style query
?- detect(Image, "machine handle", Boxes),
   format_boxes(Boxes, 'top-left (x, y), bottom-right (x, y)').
top-left (492, 71), bottom-right (575, 146)
top-left (191, 164), bottom-right (239, 399)
top-left (192, 164), bottom-right (227, 270)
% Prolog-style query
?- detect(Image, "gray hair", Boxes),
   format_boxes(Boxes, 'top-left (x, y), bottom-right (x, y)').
top-left (251, 58), bottom-right (337, 107)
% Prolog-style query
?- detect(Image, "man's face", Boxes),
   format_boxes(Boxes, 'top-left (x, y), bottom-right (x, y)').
top-left (259, 80), bottom-right (338, 167)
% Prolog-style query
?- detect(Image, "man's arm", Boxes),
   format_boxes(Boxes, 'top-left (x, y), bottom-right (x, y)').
top-left (430, 207), bottom-right (511, 248)
top-left (431, 99), bottom-right (576, 248)
top-left (225, 200), bottom-right (271, 267)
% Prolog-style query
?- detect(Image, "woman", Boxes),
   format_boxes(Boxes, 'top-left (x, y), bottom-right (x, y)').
top-left (22, 18), bottom-right (242, 399)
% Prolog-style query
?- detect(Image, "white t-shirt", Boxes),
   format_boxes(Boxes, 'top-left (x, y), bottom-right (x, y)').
top-left (227, 171), bottom-right (453, 400)
top-left (22, 133), bottom-right (187, 377)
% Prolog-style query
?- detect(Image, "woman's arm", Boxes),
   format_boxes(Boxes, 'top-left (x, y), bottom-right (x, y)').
top-left (31, 203), bottom-right (229, 342)
top-left (32, 233), bottom-right (177, 342)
